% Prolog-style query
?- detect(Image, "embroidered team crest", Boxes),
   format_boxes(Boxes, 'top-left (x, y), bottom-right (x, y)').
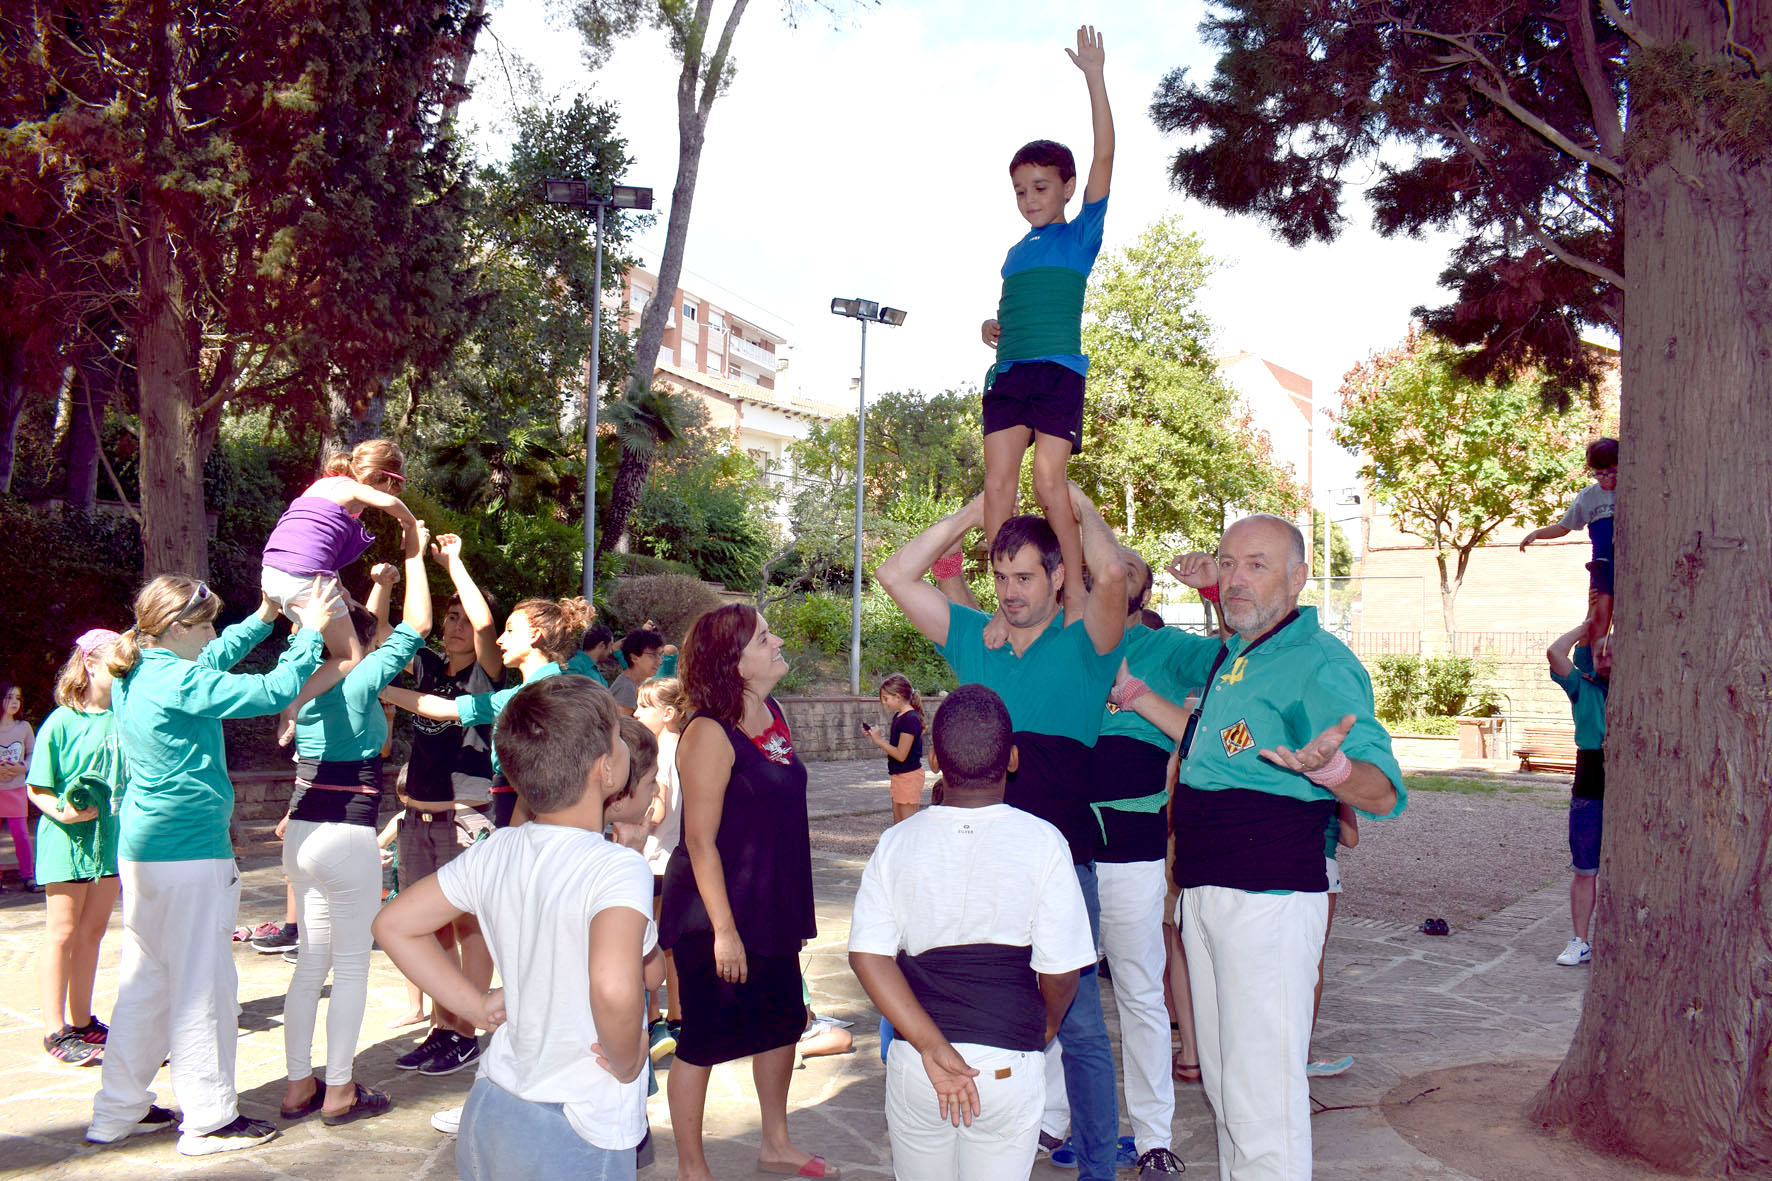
top-left (1219, 719), bottom-right (1256, 757)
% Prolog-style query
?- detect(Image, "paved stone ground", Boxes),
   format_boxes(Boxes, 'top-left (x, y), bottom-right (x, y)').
top-left (0, 760), bottom-right (1590, 1179)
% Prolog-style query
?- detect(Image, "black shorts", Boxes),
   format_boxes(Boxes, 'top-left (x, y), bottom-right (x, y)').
top-left (983, 360), bottom-right (1085, 453)
top-left (1587, 558), bottom-right (1614, 597)
top-left (1572, 747), bottom-right (1605, 800)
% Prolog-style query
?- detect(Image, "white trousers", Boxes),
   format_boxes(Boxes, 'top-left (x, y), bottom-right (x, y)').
top-left (91, 858), bottom-right (243, 1138)
top-left (1183, 885), bottom-right (1326, 1181)
top-left (885, 1038), bottom-right (1045, 1180)
top-left (1041, 859), bottom-right (1173, 1154)
top-left (283, 819), bottom-right (380, 1084)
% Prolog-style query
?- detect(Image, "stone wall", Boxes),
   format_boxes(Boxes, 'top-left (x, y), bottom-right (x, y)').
top-left (776, 695), bottom-right (945, 762)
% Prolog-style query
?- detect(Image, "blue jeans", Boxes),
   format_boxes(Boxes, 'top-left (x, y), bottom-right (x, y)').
top-left (1058, 862), bottom-right (1118, 1180)
top-left (456, 1076), bottom-right (637, 1181)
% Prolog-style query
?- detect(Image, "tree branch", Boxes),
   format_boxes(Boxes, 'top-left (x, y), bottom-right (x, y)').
top-left (1563, 0), bottom-right (1626, 160)
top-left (699, 0), bottom-right (751, 117)
top-left (1599, 0), bottom-right (1654, 48)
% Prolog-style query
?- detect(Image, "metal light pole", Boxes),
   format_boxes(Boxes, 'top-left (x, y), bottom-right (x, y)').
top-left (830, 298), bottom-right (907, 695)
top-left (542, 178), bottom-right (654, 600)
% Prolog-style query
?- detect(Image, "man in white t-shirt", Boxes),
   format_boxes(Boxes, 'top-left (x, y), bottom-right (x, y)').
top-left (850, 684), bottom-right (1096, 1180)
top-left (374, 676), bottom-right (652, 1181)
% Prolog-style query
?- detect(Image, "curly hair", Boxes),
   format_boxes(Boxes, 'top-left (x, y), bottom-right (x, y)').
top-left (511, 597), bottom-right (595, 665)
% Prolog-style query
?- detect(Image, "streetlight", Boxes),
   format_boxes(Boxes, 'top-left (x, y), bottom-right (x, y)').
top-left (542, 178), bottom-right (654, 598)
top-left (830, 297), bottom-right (907, 695)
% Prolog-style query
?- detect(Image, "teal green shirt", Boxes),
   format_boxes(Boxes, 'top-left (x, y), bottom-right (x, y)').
top-left (1550, 646), bottom-right (1607, 750)
top-left (1170, 608), bottom-right (1405, 821)
top-left (457, 661), bottom-right (563, 775)
top-left (115, 618), bottom-right (325, 861)
top-left (936, 602), bottom-right (1124, 744)
top-left (294, 623), bottom-right (426, 761)
top-left (609, 650), bottom-right (678, 681)
top-left (1100, 625), bottom-right (1220, 751)
top-left (566, 651), bottom-right (609, 686)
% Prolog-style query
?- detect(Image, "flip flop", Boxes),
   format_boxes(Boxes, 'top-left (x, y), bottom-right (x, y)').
top-left (279, 1089), bottom-right (325, 1120)
top-left (320, 1085), bottom-right (393, 1127)
top-left (758, 1155), bottom-right (840, 1178)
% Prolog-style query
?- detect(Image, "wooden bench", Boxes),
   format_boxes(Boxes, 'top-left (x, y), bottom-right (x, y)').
top-left (1516, 724), bottom-right (1580, 773)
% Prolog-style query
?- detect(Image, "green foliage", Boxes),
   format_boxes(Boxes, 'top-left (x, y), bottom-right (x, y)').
top-left (861, 587), bottom-right (955, 694)
top-left (1388, 714), bottom-right (1460, 737)
top-left (1372, 654), bottom-right (1492, 721)
top-left (604, 575), bottom-right (723, 645)
top-left (1074, 216), bottom-right (1305, 551)
top-left (762, 588), bottom-right (954, 696)
top-left (1333, 329), bottom-right (1605, 633)
top-left (1309, 510), bottom-right (1355, 580)
top-left (769, 593), bottom-right (850, 655)
top-left (601, 552), bottom-right (697, 579)
top-left (629, 435), bottom-right (771, 589)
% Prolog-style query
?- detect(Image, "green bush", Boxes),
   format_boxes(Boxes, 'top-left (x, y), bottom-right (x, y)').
top-left (1422, 655), bottom-right (1486, 717)
top-left (600, 552), bottom-right (697, 579)
top-left (770, 593), bottom-right (850, 656)
top-left (1372, 654), bottom-right (1424, 722)
top-left (1388, 713), bottom-right (1458, 736)
top-left (604, 575), bottom-right (724, 644)
top-left (860, 587), bottom-right (954, 695)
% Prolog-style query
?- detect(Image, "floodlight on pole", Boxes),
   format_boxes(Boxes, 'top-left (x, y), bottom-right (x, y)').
top-left (830, 296), bottom-right (908, 696)
top-left (541, 178), bottom-right (655, 599)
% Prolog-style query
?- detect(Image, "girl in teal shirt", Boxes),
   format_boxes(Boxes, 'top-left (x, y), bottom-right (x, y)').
top-left (88, 575), bottom-right (335, 1157)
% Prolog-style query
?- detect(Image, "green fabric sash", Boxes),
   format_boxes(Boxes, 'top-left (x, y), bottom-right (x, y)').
top-left (987, 266), bottom-right (1086, 389)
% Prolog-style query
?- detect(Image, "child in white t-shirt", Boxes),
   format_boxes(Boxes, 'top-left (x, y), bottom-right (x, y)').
top-left (849, 684), bottom-right (1096, 1180)
top-left (374, 676), bottom-right (652, 1181)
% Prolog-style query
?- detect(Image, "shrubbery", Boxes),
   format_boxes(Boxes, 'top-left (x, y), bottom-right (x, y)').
top-left (605, 575), bottom-right (724, 645)
top-left (1372, 653), bottom-right (1494, 723)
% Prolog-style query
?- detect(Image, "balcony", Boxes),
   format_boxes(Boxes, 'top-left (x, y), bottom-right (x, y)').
top-left (728, 334), bottom-right (778, 372)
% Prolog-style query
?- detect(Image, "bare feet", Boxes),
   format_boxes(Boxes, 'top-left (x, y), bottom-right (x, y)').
top-left (389, 1008), bottom-right (428, 1028)
top-left (982, 608), bottom-right (1011, 650)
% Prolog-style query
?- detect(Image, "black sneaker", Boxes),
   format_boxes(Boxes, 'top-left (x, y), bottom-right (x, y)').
top-left (86, 1104), bottom-right (178, 1143)
top-left (177, 1114), bottom-right (277, 1156)
top-left (418, 1032), bottom-right (483, 1076)
top-left (72, 1016), bottom-right (109, 1045)
top-left (251, 926), bottom-right (299, 953)
top-left (1136, 1146), bottom-right (1187, 1177)
top-left (396, 1028), bottom-right (456, 1071)
top-left (45, 1028), bottom-right (100, 1067)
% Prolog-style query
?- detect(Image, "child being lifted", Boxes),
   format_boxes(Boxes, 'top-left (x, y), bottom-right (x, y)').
top-left (966, 25), bottom-right (1112, 627)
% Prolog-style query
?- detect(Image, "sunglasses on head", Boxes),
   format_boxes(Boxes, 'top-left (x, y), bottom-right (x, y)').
top-left (172, 582), bottom-right (212, 625)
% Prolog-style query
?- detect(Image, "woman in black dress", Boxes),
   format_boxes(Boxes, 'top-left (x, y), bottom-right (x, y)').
top-left (661, 605), bottom-right (831, 1179)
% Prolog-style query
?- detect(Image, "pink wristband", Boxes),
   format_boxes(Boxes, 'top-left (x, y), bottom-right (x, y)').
top-left (1199, 584), bottom-right (1220, 603)
top-left (1111, 676), bottom-right (1151, 708)
top-left (931, 552), bottom-right (964, 580)
top-left (1305, 750), bottom-right (1353, 788)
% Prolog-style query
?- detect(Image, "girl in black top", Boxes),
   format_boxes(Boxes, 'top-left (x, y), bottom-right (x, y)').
top-left (661, 604), bottom-right (828, 1180)
top-left (864, 672), bottom-right (925, 824)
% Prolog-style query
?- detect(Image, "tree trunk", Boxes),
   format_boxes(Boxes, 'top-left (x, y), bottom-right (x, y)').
top-left (599, 448), bottom-right (651, 555)
top-left (62, 354), bottom-right (104, 513)
top-left (136, 214), bottom-right (210, 578)
top-left (1433, 550), bottom-right (1458, 638)
top-left (1528, 8), bottom-right (1772, 1170)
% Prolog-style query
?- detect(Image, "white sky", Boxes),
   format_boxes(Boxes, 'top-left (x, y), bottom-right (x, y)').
top-left (465, 0), bottom-right (1468, 495)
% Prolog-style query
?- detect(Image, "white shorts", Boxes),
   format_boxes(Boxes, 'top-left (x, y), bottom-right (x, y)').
top-left (1326, 855), bottom-right (1342, 894)
top-left (261, 566), bottom-right (348, 625)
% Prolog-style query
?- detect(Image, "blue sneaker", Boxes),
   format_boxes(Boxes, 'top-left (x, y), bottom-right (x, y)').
top-left (1049, 1135), bottom-right (1137, 1170)
top-left (1307, 1054), bottom-right (1354, 1077)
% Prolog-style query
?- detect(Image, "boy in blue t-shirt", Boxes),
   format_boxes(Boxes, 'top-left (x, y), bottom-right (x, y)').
top-left (1546, 623), bottom-right (1610, 967)
top-left (971, 25), bottom-right (1113, 627)
top-left (1521, 437), bottom-right (1618, 648)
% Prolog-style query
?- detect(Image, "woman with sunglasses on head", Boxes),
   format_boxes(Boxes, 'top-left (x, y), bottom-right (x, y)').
top-left (87, 574), bottom-right (337, 1157)
top-left (261, 438), bottom-right (418, 721)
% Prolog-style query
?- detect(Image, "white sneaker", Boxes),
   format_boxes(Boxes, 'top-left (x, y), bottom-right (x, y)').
top-left (1306, 1054), bottom-right (1353, 1077)
top-left (430, 1106), bottom-right (462, 1134)
top-left (1556, 937), bottom-right (1592, 966)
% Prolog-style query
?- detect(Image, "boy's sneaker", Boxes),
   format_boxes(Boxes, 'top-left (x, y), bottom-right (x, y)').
top-left (649, 1018), bottom-right (677, 1062)
top-left (418, 1032), bottom-right (482, 1076)
top-left (396, 1028), bottom-right (456, 1070)
top-left (1135, 1146), bottom-right (1187, 1177)
top-left (86, 1104), bottom-right (178, 1143)
top-left (251, 926), bottom-right (298, 953)
top-left (45, 1028), bottom-right (100, 1066)
top-left (176, 1114), bottom-right (277, 1156)
top-left (73, 1016), bottom-right (110, 1044)
top-left (430, 1106), bottom-right (462, 1135)
top-left (1556, 937), bottom-right (1592, 966)
top-left (1049, 1135), bottom-right (1137, 1170)
top-left (281, 947), bottom-right (299, 965)
top-left (1307, 1054), bottom-right (1354, 1077)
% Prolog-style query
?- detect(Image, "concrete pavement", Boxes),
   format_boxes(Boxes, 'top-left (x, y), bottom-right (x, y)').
top-left (0, 760), bottom-right (1591, 1179)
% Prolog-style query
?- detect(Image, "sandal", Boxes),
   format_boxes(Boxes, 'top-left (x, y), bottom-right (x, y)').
top-left (758, 1155), bottom-right (840, 1178)
top-left (320, 1084), bottom-right (393, 1127)
top-left (279, 1087), bottom-right (325, 1121)
top-left (1173, 1053), bottom-right (1202, 1083)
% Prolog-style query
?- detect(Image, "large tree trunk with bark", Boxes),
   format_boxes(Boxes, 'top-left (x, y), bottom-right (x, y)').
top-left (136, 219), bottom-right (211, 578)
top-left (62, 355), bottom-right (104, 513)
top-left (598, 449), bottom-right (651, 555)
top-left (1528, 5), bottom-right (1772, 1170)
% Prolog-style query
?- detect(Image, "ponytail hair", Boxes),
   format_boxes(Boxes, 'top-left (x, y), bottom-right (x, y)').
top-left (107, 575), bottom-right (225, 679)
top-left (879, 672), bottom-right (923, 720)
top-left (513, 596), bottom-right (595, 665)
top-left (636, 676), bottom-right (689, 733)
top-left (324, 438), bottom-right (406, 483)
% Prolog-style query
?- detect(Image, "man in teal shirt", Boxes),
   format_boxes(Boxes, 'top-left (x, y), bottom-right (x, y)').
top-left (878, 484), bottom-right (1129, 1181)
top-left (1121, 514), bottom-right (1404, 1180)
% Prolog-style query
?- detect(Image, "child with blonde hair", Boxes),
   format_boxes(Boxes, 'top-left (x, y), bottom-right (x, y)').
top-left (633, 677), bottom-right (687, 1057)
top-left (262, 438), bottom-right (419, 723)
top-left (27, 631), bottom-right (126, 1066)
